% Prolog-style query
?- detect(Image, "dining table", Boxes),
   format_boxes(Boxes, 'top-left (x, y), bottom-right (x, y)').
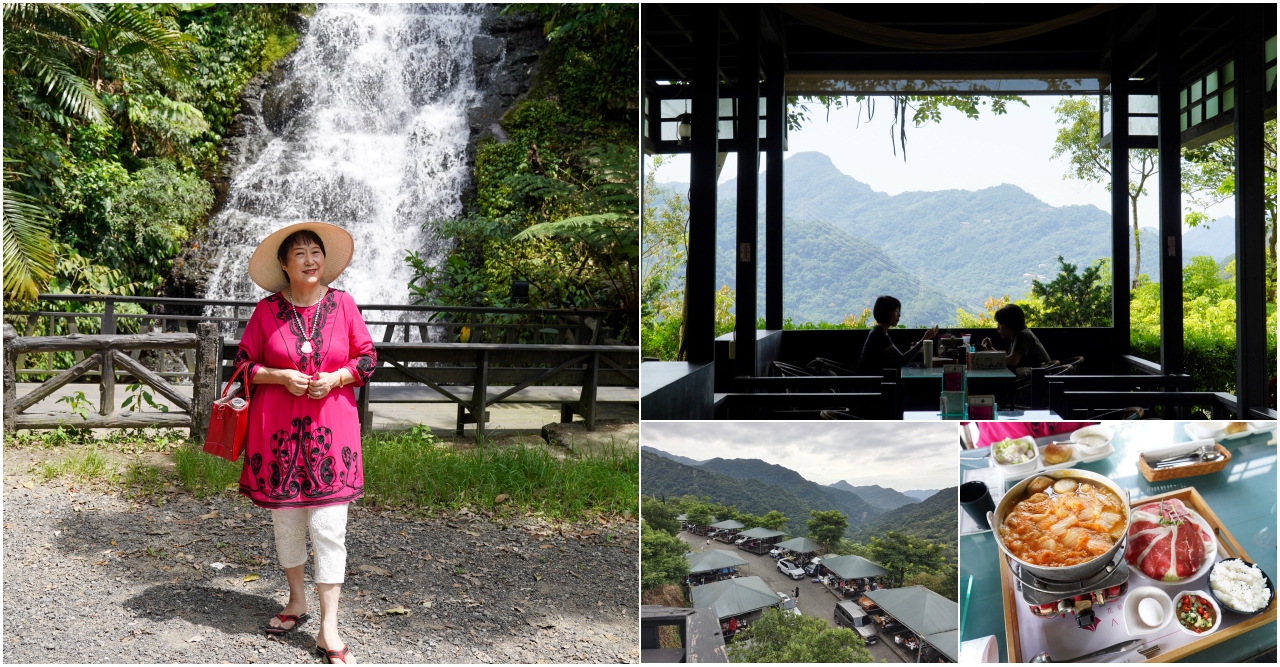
top-left (959, 422), bottom-right (1277, 662)
top-left (900, 364), bottom-right (1018, 412)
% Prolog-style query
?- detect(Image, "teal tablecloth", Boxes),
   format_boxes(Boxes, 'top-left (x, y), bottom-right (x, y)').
top-left (959, 423), bottom-right (1277, 662)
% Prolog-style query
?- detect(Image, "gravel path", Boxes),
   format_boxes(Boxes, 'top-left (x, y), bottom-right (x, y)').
top-left (679, 532), bottom-right (903, 663)
top-left (3, 470), bottom-right (638, 664)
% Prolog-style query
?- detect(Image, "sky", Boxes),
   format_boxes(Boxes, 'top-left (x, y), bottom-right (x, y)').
top-left (649, 95), bottom-right (1235, 231)
top-left (641, 421), bottom-right (957, 493)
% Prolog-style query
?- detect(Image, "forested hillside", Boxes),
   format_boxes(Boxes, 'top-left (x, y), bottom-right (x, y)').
top-left (860, 488), bottom-right (958, 547)
top-left (827, 481), bottom-right (919, 511)
top-left (641, 446), bottom-right (705, 467)
top-left (697, 457), bottom-right (882, 525)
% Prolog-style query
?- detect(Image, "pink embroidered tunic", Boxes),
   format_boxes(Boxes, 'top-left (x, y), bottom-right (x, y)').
top-left (234, 288), bottom-right (375, 509)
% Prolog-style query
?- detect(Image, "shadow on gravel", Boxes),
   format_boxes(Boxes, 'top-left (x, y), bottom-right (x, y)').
top-left (122, 584), bottom-right (316, 650)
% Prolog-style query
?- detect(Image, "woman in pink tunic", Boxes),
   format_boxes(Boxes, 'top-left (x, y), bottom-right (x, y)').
top-left (235, 221), bottom-right (372, 664)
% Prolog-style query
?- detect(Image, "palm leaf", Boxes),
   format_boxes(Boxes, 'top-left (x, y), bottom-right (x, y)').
top-left (15, 48), bottom-right (108, 123)
top-left (2, 184), bottom-right (57, 303)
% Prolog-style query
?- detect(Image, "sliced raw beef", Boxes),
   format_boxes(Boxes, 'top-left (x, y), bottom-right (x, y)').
top-left (1125, 499), bottom-right (1213, 582)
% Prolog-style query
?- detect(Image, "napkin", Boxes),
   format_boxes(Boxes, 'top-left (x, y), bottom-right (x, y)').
top-left (960, 636), bottom-right (998, 663)
top-left (1137, 438), bottom-right (1216, 463)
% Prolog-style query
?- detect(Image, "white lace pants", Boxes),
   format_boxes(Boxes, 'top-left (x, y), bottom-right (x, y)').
top-left (271, 503), bottom-right (348, 584)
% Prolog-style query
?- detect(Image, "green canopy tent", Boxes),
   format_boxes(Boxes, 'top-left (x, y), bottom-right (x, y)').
top-left (734, 527), bottom-right (787, 539)
top-left (690, 576), bottom-right (782, 621)
top-left (821, 555), bottom-right (890, 580)
top-left (923, 630), bottom-right (959, 663)
top-left (866, 586), bottom-right (959, 663)
top-left (773, 537), bottom-right (822, 554)
top-left (676, 514), bottom-right (688, 522)
top-left (709, 519), bottom-right (745, 530)
top-left (686, 549), bottom-right (749, 575)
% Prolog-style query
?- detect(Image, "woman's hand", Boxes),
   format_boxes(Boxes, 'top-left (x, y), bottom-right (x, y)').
top-left (980, 336), bottom-right (993, 351)
top-left (921, 325), bottom-right (939, 342)
top-left (307, 371), bottom-right (343, 400)
top-left (280, 369), bottom-right (311, 396)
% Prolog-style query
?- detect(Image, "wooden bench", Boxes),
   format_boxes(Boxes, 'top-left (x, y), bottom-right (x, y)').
top-left (362, 384), bottom-right (639, 435)
top-left (222, 340), bottom-right (638, 436)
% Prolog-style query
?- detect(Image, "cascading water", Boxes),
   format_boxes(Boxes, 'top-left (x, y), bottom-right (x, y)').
top-left (202, 3), bottom-right (483, 312)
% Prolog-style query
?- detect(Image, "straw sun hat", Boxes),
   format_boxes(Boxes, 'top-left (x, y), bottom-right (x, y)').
top-left (247, 221), bottom-right (354, 294)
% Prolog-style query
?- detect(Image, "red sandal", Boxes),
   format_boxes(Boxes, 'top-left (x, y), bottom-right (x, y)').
top-left (264, 612), bottom-right (309, 635)
top-left (317, 644), bottom-right (353, 664)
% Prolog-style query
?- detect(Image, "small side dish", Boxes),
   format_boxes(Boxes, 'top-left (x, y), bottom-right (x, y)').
top-left (1175, 592), bottom-right (1218, 634)
top-left (993, 437), bottom-right (1036, 465)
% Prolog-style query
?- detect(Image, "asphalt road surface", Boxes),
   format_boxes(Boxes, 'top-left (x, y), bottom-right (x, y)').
top-left (680, 533), bottom-right (905, 663)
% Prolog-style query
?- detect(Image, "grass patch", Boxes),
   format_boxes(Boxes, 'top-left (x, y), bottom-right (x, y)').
top-left (173, 445), bottom-right (242, 498)
top-left (37, 447), bottom-right (118, 484)
top-left (362, 428), bottom-right (638, 520)
top-left (123, 457), bottom-right (167, 498)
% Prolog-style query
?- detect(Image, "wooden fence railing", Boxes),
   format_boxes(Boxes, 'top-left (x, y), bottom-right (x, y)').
top-left (2, 323), bottom-right (219, 437)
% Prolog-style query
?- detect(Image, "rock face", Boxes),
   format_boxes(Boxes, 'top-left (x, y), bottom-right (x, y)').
top-left (460, 7), bottom-right (548, 208)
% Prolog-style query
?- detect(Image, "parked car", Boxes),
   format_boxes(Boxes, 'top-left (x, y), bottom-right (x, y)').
top-left (834, 601), bottom-right (880, 645)
top-left (768, 546), bottom-right (787, 558)
top-left (804, 562), bottom-right (822, 577)
top-left (707, 529), bottom-right (720, 538)
top-left (734, 535), bottom-right (750, 545)
top-left (777, 559), bottom-right (805, 580)
top-left (775, 592), bottom-right (801, 616)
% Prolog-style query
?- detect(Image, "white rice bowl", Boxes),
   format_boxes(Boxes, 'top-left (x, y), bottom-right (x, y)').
top-left (1209, 560), bottom-right (1272, 613)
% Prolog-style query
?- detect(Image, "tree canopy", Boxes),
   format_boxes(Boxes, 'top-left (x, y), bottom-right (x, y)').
top-left (807, 509), bottom-right (848, 553)
top-left (727, 607), bottom-right (874, 663)
top-left (641, 523), bottom-right (689, 591)
top-left (869, 531), bottom-right (945, 588)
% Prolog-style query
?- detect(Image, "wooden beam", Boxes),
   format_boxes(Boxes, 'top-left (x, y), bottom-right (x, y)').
top-left (191, 322), bottom-right (221, 442)
top-left (1233, 3), bottom-right (1268, 413)
top-left (4, 325), bottom-right (19, 432)
top-left (1110, 47), bottom-right (1131, 365)
top-left (8, 332), bottom-right (197, 354)
top-left (11, 353), bottom-right (103, 415)
top-left (686, 4), bottom-right (720, 364)
top-left (734, 3), bottom-right (761, 379)
top-left (15, 411), bottom-right (192, 430)
top-left (112, 349), bottom-right (193, 413)
top-left (1156, 10), bottom-right (1183, 376)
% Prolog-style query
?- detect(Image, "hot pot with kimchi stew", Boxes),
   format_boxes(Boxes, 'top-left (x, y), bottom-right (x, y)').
top-left (989, 469), bottom-right (1132, 581)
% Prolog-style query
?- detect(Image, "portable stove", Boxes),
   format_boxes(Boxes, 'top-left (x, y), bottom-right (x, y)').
top-left (1005, 542), bottom-right (1130, 629)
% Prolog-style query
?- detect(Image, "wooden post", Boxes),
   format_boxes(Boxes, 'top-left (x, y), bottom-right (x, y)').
top-left (99, 349), bottom-right (115, 416)
top-left (191, 322), bottom-right (221, 442)
top-left (471, 349), bottom-right (489, 439)
top-left (580, 350), bottom-right (600, 431)
top-left (4, 324), bottom-right (17, 434)
top-left (1233, 3), bottom-right (1266, 416)
top-left (686, 4), bottom-right (720, 363)
top-left (733, 3), bottom-right (761, 379)
top-left (102, 298), bottom-right (117, 335)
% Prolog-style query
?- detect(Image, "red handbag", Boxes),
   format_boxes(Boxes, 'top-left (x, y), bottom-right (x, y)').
top-left (204, 363), bottom-right (252, 461)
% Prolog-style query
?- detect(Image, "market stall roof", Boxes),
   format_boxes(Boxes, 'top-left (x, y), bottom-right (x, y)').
top-left (774, 537), bottom-right (821, 554)
top-left (709, 520), bottom-right (745, 530)
top-left (686, 550), bottom-right (749, 575)
top-left (821, 555), bottom-right (890, 580)
top-left (923, 629), bottom-right (960, 663)
top-left (865, 586), bottom-right (959, 637)
top-left (676, 514), bottom-right (688, 522)
top-left (690, 576), bottom-right (781, 620)
top-left (735, 527), bottom-right (787, 539)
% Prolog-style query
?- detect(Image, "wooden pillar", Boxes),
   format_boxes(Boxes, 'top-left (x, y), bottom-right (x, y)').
top-left (1156, 11), bottom-right (1183, 376)
top-left (1233, 3), bottom-right (1267, 415)
top-left (471, 349), bottom-right (489, 439)
top-left (764, 41), bottom-right (785, 331)
top-left (734, 4), bottom-right (761, 378)
top-left (3, 324), bottom-right (17, 434)
top-left (191, 322), bottom-right (221, 443)
top-left (686, 5), bottom-right (720, 364)
top-left (1109, 50), bottom-right (1131, 363)
top-left (99, 349), bottom-right (115, 416)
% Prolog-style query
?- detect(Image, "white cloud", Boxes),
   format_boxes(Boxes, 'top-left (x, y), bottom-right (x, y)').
top-left (641, 421), bottom-right (958, 492)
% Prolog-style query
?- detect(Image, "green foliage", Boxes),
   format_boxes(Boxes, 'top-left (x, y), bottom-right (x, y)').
top-left (641, 522), bottom-right (689, 591)
top-left (904, 562), bottom-right (959, 602)
top-left (173, 444), bottom-right (241, 498)
top-left (38, 446), bottom-right (117, 484)
top-left (806, 509), bottom-right (849, 553)
top-left (120, 382), bottom-right (171, 413)
top-left (361, 428), bottom-right (638, 519)
top-left (414, 5), bottom-right (637, 343)
top-left (3, 3), bottom-right (303, 302)
top-left (758, 510), bottom-right (790, 531)
top-left (868, 531), bottom-right (945, 588)
top-left (1023, 256), bottom-right (1112, 327)
top-left (728, 607), bottom-right (873, 663)
top-left (642, 496), bottom-right (682, 536)
top-left (685, 504), bottom-right (713, 527)
top-left (54, 390), bottom-right (95, 420)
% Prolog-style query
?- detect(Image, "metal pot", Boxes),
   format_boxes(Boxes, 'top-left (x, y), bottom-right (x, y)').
top-left (986, 468), bottom-right (1131, 582)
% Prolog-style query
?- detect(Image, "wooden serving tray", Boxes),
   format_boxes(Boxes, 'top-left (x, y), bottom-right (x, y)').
top-left (999, 487), bottom-right (1277, 663)
top-left (1138, 444), bottom-right (1231, 483)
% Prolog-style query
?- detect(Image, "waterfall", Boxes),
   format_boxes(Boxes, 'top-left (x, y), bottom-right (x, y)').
top-left (202, 3), bottom-right (484, 310)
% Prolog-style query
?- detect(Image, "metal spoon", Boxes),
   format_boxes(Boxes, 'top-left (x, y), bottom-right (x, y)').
top-left (1155, 451), bottom-right (1224, 469)
top-left (1153, 446), bottom-right (1222, 468)
top-left (1149, 444), bottom-right (1214, 466)
top-left (1030, 638), bottom-right (1146, 662)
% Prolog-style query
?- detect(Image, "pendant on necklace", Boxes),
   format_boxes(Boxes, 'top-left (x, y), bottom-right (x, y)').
top-left (301, 341), bottom-right (314, 354)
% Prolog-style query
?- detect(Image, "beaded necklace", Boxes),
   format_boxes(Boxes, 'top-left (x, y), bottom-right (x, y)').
top-left (285, 288), bottom-right (324, 354)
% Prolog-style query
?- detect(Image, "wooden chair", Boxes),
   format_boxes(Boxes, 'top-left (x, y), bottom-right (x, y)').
top-left (1011, 356), bottom-right (1084, 409)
